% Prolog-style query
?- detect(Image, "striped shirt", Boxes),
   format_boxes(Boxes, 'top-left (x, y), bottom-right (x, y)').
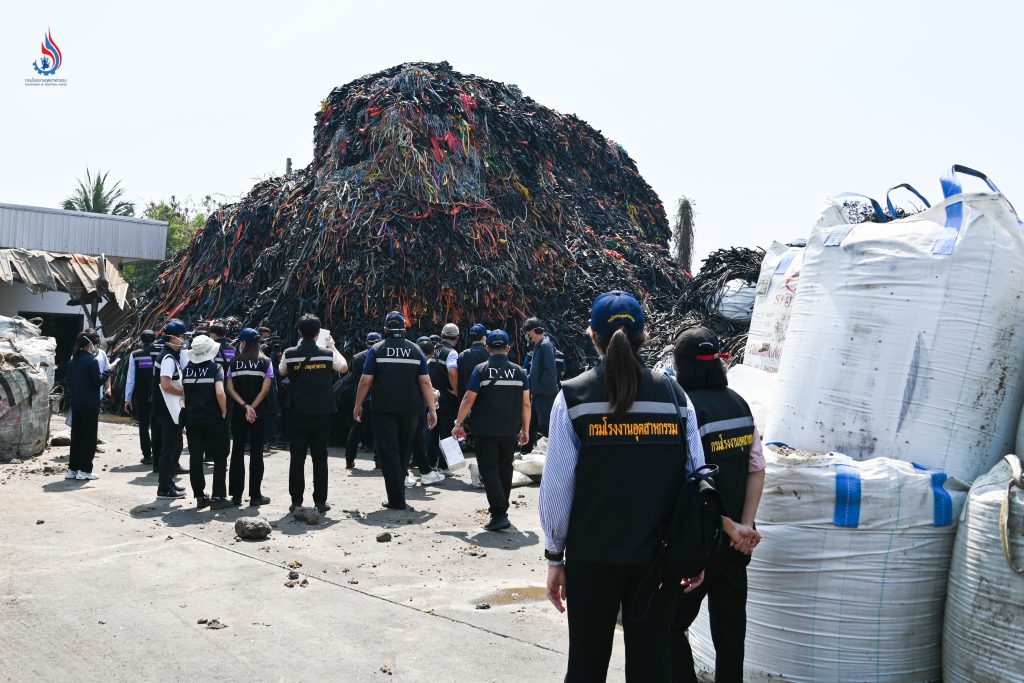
top-left (539, 389), bottom-right (706, 554)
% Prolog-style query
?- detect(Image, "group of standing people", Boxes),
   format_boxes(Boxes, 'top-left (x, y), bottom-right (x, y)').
top-left (69, 291), bottom-right (763, 682)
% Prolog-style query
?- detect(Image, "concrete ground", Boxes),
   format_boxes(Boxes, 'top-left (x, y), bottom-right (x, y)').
top-left (0, 415), bottom-right (630, 682)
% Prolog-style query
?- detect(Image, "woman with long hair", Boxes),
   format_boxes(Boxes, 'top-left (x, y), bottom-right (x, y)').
top-left (226, 328), bottom-right (274, 506)
top-left (670, 327), bottom-right (764, 683)
top-left (65, 334), bottom-right (113, 481)
top-left (539, 291), bottom-right (757, 682)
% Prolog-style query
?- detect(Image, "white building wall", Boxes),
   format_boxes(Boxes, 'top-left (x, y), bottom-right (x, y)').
top-left (0, 284), bottom-right (86, 330)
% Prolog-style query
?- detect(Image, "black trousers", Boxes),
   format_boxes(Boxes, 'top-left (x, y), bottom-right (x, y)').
top-left (186, 418), bottom-right (229, 499)
top-left (372, 411), bottom-right (418, 507)
top-left (289, 412), bottom-right (331, 507)
top-left (475, 435), bottom-right (516, 518)
top-left (672, 549), bottom-right (749, 683)
top-left (426, 397), bottom-right (458, 469)
top-left (230, 412), bottom-right (266, 499)
top-left (345, 404), bottom-right (374, 465)
top-left (156, 413), bottom-right (184, 493)
top-left (134, 396), bottom-right (155, 459)
top-left (69, 404), bottom-right (100, 474)
top-left (149, 401), bottom-right (163, 470)
top-left (529, 393), bottom-right (556, 448)
top-left (406, 410), bottom-right (432, 475)
top-left (566, 560), bottom-right (678, 683)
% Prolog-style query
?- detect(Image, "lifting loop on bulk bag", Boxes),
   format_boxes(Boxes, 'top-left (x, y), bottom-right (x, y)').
top-left (885, 182), bottom-right (932, 220)
top-left (1001, 453), bottom-right (1024, 575)
top-left (935, 164), bottom-right (1018, 254)
top-left (823, 192), bottom-right (888, 247)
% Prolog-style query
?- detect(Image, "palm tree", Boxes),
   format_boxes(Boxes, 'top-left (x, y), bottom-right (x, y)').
top-left (62, 169), bottom-right (135, 216)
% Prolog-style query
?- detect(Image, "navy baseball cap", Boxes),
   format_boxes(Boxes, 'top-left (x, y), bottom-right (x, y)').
top-left (384, 311), bottom-right (406, 330)
top-left (164, 319), bottom-right (187, 336)
top-left (416, 335), bottom-right (431, 344)
top-left (470, 323), bottom-right (488, 338)
top-left (590, 290), bottom-right (644, 336)
top-left (366, 332), bottom-right (383, 344)
top-left (486, 330), bottom-right (510, 349)
top-left (140, 330), bottom-right (155, 344)
top-left (238, 328), bottom-right (260, 343)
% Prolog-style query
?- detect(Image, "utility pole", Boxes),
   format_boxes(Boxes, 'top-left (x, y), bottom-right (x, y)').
top-left (286, 158), bottom-right (292, 175)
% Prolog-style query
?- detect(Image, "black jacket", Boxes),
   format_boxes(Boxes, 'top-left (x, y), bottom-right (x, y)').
top-left (67, 350), bottom-right (110, 410)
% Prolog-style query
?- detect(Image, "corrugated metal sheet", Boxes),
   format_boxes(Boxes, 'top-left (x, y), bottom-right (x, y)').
top-left (0, 203), bottom-right (168, 262)
top-left (0, 249), bottom-right (130, 310)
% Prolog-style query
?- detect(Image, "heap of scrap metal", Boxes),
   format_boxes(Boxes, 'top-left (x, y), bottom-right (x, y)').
top-left (122, 61), bottom-right (688, 370)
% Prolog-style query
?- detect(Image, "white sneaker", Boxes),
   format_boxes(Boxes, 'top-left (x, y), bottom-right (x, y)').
top-left (421, 471), bottom-right (446, 485)
top-left (65, 469), bottom-right (79, 479)
top-left (76, 471), bottom-right (99, 480)
top-left (404, 476), bottom-right (416, 488)
top-left (438, 469), bottom-right (454, 477)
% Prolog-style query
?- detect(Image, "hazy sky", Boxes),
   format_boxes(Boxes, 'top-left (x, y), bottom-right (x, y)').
top-left (2, 1), bottom-right (1020, 265)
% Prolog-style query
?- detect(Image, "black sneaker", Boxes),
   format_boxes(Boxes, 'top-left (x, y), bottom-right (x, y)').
top-left (174, 484), bottom-right (186, 492)
top-left (157, 489), bottom-right (185, 500)
top-left (484, 517), bottom-right (511, 532)
top-left (195, 496), bottom-right (212, 509)
top-left (316, 503), bottom-right (332, 513)
top-left (141, 456), bottom-right (153, 465)
top-left (289, 503), bottom-right (299, 513)
top-left (382, 501), bottom-right (406, 511)
top-left (210, 497), bottom-right (234, 510)
top-left (231, 496), bottom-right (243, 506)
top-left (250, 495), bottom-right (270, 506)
top-left (345, 461), bottom-right (355, 469)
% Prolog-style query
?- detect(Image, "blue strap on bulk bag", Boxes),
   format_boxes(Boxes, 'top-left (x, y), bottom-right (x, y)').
top-left (911, 462), bottom-right (954, 526)
top-left (885, 183), bottom-right (931, 220)
top-left (833, 464), bottom-right (862, 528)
top-left (773, 251), bottom-right (797, 274)
top-left (935, 164), bottom-right (1007, 255)
top-left (824, 193), bottom-right (888, 247)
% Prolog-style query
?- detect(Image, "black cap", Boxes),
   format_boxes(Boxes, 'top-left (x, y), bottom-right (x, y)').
top-left (140, 329), bottom-right (156, 344)
top-left (675, 327), bottom-right (721, 360)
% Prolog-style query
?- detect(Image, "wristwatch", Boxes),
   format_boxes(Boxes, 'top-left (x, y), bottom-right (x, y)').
top-left (453, 420), bottom-right (463, 427)
top-left (544, 549), bottom-right (564, 563)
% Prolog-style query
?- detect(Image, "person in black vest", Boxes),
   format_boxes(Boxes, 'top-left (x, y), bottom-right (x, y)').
top-left (539, 290), bottom-right (755, 682)
top-left (670, 328), bottom-right (764, 683)
top-left (407, 336), bottom-right (442, 486)
top-left (452, 330), bottom-right (530, 531)
top-left (147, 333), bottom-right (166, 472)
top-left (354, 311), bottom-right (437, 510)
top-left (226, 328), bottom-right (274, 506)
top-left (209, 322), bottom-right (236, 375)
top-left (125, 330), bottom-right (158, 465)
top-left (155, 319), bottom-right (189, 500)
top-left (342, 332), bottom-right (382, 468)
top-left (278, 314), bottom-right (347, 514)
top-left (181, 335), bottom-right (232, 509)
top-left (65, 334), bottom-right (114, 481)
top-left (457, 323), bottom-right (489, 398)
top-left (425, 322), bottom-right (461, 474)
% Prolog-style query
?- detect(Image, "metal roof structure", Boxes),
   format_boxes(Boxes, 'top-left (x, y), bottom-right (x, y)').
top-left (0, 203), bottom-right (168, 263)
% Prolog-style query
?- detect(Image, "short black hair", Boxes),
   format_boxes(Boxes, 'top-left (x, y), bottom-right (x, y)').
top-left (418, 341), bottom-right (435, 356)
top-left (209, 323), bottom-right (226, 337)
top-left (297, 314), bottom-right (321, 340)
top-left (523, 317), bottom-right (545, 333)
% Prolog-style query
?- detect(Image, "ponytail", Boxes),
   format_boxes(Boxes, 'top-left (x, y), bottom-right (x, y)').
top-left (595, 326), bottom-right (646, 418)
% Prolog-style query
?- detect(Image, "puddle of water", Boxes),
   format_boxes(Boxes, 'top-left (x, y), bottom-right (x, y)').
top-left (475, 586), bottom-right (547, 606)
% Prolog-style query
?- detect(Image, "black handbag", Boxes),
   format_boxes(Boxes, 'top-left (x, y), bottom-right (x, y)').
top-left (658, 375), bottom-right (726, 582)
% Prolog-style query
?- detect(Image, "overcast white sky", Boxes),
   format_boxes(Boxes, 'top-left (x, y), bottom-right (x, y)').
top-left (1, 1), bottom-right (1020, 265)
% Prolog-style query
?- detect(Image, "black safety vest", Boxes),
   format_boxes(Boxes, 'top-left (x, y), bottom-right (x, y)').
top-left (369, 336), bottom-right (425, 414)
top-left (182, 360), bottom-right (223, 423)
top-left (458, 343), bottom-right (489, 396)
top-left (686, 387), bottom-right (754, 523)
top-left (152, 345), bottom-right (181, 418)
top-left (561, 367), bottom-right (689, 564)
top-left (468, 356), bottom-right (528, 438)
top-left (429, 343), bottom-right (457, 397)
top-left (282, 341), bottom-right (337, 415)
top-left (215, 339), bottom-right (236, 375)
top-left (131, 346), bottom-right (155, 398)
top-left (229, 356), bottom-right (272, 418)
top-left (340, 349), bottom-right (368, 403)
top-left (149, 339), bottom-right (166, 400)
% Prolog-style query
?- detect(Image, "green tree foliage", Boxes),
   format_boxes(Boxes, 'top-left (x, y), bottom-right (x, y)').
top-left (121, 197), bottom-right (208, 294)
top-left (62, 169), bottom-right (135, 216)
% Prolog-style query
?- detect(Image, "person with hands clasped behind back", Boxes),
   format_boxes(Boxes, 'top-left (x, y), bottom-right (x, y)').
top-left (226, 328), bottom-right (274, 506)
top-left (181, 334), bottom-right (233, 510)
top-left (670, 327), bottom-right (764, 683)
top-left (539, 291), bottom-right (760, 682)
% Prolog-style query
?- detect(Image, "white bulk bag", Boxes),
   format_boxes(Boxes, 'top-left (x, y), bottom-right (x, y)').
top-left (725, 363), bottom-right (775, 432)
top-left (715, 279), bottom-right (757, 323)
top-left (942, 455), bottom-right (1024, 683)
top-left (690, 448), bottom-right (967, 682)
top-left (766, 166), bottom-right (1024, 482)
top-left (743, 241), bottom-right (805, 373)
